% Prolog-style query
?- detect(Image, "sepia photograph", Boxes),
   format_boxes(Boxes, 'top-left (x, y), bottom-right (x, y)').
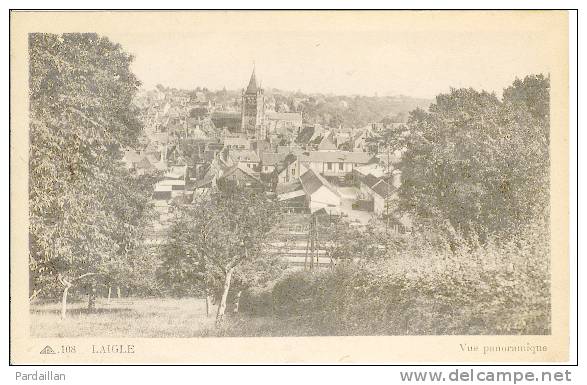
top-left (9, 10), bottom-right (571, 363)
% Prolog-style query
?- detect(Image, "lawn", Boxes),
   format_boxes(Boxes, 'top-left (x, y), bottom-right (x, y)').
top-left (29, 297), bottom-right (315, 338)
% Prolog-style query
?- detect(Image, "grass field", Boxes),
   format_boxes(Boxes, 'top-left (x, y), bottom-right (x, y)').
top-left (30, 297), bottom-right (315, 338)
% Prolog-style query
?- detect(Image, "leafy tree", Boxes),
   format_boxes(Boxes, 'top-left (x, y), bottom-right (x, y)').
top-left (398, 75), bottom-right (550, 240)
top-left (365, 123), bottom-right (409, 175)
top-left (161, 186), bottom-right (282, 324)
top-left (28, 33), bottom-right (149, 317)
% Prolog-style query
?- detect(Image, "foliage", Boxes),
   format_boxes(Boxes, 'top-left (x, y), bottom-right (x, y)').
top-left (398, 75), bottom-right (550, 239)
top-left (246, 221), bottom-right (549, 335)
top-left (28, 33), bottom-right (155, 300)
top-left (296, 95), bottom-right (431, 128)
top-left (321, 217), bottom-right (388, 263)
top-left (159, 186), bottom-right (285, 301)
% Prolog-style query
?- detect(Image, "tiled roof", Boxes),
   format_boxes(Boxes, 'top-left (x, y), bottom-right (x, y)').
top-left (363, 174), bottom-right (381, 189)
top-left (229, 149), bottom-right (260, 163)
top-left (371, 180), bottom-right (395, 198)
top-left (260, 152), bottom-right (287, 166)
top-left (299, 169), bottom-right (340, 197)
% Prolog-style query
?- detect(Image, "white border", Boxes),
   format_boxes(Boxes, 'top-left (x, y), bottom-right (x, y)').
top-left (1, 1), bottom-right (581, 384)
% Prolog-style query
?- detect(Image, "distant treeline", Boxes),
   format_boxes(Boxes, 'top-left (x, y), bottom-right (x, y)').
top-left (155, 83), bottom-right (433, 128)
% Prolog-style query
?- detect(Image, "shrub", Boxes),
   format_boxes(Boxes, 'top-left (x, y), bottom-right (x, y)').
top-left (256, 221), bottom-right (550, 336)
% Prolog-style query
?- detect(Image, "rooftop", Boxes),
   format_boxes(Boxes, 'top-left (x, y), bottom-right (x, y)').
top-left (245, 67), bottom-right (259, 94)
top-left (261, 152), bottom-right (288, 166)
top-left (299, 169), bottom-right (340, 197)
top-left (298, 151), bottom-right (373, 164)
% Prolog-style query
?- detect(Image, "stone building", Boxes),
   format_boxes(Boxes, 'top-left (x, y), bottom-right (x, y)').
top-left (240, 67), bottom-right (266, 139)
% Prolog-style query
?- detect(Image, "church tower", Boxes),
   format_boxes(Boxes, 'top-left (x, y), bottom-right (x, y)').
top-left (241, 66), bottom-right (265, 139)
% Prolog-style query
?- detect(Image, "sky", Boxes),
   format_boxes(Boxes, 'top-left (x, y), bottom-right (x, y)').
top-left (65, 11), bottom-right (566, 99)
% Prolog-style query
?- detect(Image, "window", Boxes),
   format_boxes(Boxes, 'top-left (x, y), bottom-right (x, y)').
top-left (338, 162), bottom-right (344, 171)
top-left (327, 162), bottom-right (333, 170)
top-left (291, 168), bottom-right (296, 176)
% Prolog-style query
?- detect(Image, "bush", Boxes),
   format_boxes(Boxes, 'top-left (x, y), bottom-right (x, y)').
top-left (251, 221), bottom-right (550, 336)
top-left (239, 286), bottom-right (274, 316)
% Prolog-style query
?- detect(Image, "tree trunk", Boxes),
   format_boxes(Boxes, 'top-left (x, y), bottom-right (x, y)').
top-left (107, 286), bottom-right (112, 303)
top-left (233, 290), bottom-right (242, 313)
top-left (206, 293), bottom-right (212, 317)
top-left (87, 282), bottom-right (97, 312)
top-left (215, 267), bottom-right (234, 326)
top-left (61, 284), bottom-right (70, 320)
top-left (204, 281), bottom-right (211, 317)
top-left (116, 286), bottom-right (121, 298)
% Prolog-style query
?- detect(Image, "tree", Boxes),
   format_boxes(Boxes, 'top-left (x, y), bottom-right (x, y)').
top-left (98, 168), bottom-right (159, 303)
top-left (365, 123), bottom-right (409, 176)
top-left (398, 75), bottom-right (550, 240)
top-left (161, 185), bottom-right (282, 325)
top-left (28, 33), bottom-right (148, 317)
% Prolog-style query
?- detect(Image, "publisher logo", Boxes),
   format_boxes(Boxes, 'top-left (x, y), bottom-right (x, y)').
top-left (39, 345), bottom-right (56, 354)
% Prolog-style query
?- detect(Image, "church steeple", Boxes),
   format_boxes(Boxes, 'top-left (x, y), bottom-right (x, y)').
top-left (241, 64), bottom-right (265, 139)
top-left (245, 66), bottom-right (258, 94)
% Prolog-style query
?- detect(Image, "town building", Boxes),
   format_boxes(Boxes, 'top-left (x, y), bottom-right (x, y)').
top-left (240, 67), bottom-right (266, 139)
top-left (277, 155), bottom-right (309, 184)
top-left (297, 151), bottom-right (374, 177)
top-left (299, 169), bottom-right (341, 213)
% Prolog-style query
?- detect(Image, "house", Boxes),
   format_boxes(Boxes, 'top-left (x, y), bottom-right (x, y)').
top-left (260, 152), bottom-right (288, 174)
top-left (299, 169), bottom-right (341, 213)
top-left (276, 155), bottom-right (309, 184)
top-left (295, 124), bottom-right (324, 148)
top-left (223, 133), bottom-right (250, 150)
top-left (316, 131), bottom-right (337, 151)
top-left (352, 163), bottom-right (387, 185)
top-left (122, 150), bottom-right (163, 174)
top-left (218, 164), bottom-right (262, 190)
top-left (360, 174), bottom-right (397, 215)
top-left (354, 163), bottom-right (386, 179)
top-left (225, 148), bottom-right (260, 170)
top-left (297, 151), bottom-right (374, 177)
